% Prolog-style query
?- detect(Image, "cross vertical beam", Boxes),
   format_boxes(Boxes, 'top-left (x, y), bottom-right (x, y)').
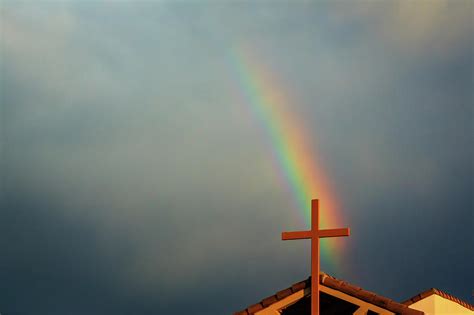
top-left (311, 199), bottom-right (320, 315)
top-left (282, 199), bottom-right (350, 315)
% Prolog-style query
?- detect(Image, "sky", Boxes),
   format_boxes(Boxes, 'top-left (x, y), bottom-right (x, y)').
top-left (0, 1), bottom-right (473, 314)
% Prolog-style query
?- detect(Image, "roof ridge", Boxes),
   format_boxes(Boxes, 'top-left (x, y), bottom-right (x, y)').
top-left (402, 287), bottom-right (474, 311)
top-left (234, 273), bottom-right (423, 315)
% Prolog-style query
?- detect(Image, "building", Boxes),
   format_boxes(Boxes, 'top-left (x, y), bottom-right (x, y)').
top-left (403, 288), bottom-right (474, 315)
top-left (234, 273), bottom-right (473, 315)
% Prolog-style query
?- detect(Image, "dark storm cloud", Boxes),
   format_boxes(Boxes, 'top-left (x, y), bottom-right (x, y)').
top-left (1, 1), bottom-right (472, 314)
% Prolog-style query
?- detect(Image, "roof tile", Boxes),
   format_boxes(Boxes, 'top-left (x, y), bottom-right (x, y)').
top-left (261, 295), bottom-right (278, 307)
top-left (246, 303), bottom-right (263, 314)
top-left (276, 288), bottom-right (293, 300)
top-left (291, 280), bottom-right (307, 292)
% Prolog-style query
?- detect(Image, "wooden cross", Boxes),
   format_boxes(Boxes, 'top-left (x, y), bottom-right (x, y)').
top-left (282, 199), bottom-right (350, 315)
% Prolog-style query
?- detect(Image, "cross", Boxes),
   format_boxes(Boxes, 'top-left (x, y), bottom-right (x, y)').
top-left (282, 199), bottom-right (350, 315)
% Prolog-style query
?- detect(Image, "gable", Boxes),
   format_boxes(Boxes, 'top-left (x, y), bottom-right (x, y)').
top-left (276, 285), bottom-right (398, 315)
top-left (280, 291), bottom-right (359, 315)
top-left (234, 273), bottom-right (423, 315)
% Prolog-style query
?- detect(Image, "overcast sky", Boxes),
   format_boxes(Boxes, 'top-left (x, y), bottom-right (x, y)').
top-left (1, 1), bottom-right (472, 314)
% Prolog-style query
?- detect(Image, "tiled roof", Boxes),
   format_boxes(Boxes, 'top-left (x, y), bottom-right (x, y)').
top-left (321, 273), bottom-right (423, 315)
top-left (402, 288), bottom-right (474, 311)
top-left (234, 272), bottom-right (424, 315)
top-left (234, 278), bottom-right (308, 315)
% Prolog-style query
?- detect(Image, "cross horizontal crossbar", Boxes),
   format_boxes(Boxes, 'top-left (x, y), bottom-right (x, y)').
top-left (281, 228), bottom-right (349, 240)
top-left (319, 228), bottom-right (350, 238)
top-left (282, 231), bottom-right (312, 240)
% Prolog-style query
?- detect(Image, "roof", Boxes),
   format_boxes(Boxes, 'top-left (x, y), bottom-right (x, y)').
top-left (403, 288), bottom-right (474, 311)
top-left (234, 272), bottom-right (424, 315)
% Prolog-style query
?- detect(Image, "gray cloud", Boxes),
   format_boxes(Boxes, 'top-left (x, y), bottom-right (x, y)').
top-left (1, 1), bottom-right (472, 314)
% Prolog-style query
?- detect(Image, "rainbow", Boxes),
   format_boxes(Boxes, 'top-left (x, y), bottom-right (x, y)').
top-left (230, 45), bottom-right (347, 271)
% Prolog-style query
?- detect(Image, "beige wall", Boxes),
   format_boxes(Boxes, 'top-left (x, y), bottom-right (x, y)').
top-left (408, 294), bottom-right (474, 315)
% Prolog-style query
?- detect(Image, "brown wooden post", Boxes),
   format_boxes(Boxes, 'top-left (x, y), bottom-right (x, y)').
top-left (311, 199), bottom-right (320, 315)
